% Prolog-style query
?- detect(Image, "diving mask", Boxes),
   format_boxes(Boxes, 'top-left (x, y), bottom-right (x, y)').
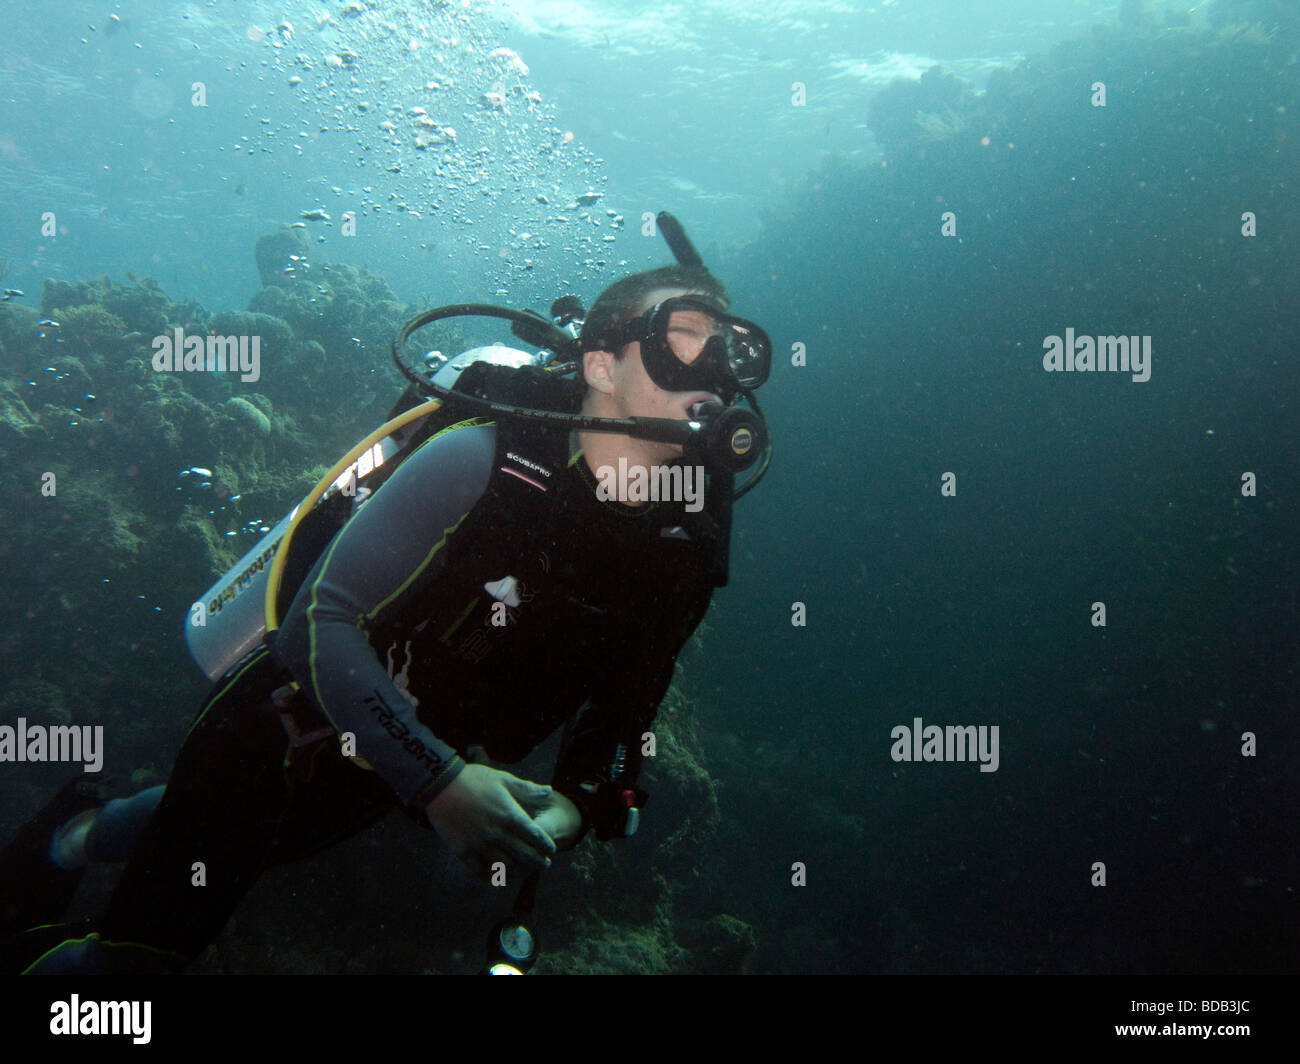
top-left (591, 296), bottom-right (772, 402)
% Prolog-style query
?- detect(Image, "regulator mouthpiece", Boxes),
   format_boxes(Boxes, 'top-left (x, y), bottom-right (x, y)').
top-left (688, 401), bottom-right (765, 473)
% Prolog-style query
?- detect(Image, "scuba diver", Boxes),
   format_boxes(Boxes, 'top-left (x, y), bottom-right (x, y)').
top-left (0, 214), bottom-right (772, 974)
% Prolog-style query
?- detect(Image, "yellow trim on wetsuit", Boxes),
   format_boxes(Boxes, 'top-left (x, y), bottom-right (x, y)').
top-left (182, 645), bottom-right (274, 743)
top-left (21, 932), bottom-right (186, 975)
top-left (262, 398), bottom-right (447, 633)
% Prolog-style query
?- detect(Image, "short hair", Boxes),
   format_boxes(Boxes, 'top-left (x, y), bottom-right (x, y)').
top-left (581, 265), bottom-right (729, 356)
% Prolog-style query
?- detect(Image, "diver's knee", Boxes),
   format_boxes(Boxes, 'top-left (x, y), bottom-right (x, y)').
top-left (84, 785), bottom-right (166, 864)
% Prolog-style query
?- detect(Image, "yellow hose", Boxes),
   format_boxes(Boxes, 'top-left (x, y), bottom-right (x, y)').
top-left (262, 399), bottom-right (444, 632)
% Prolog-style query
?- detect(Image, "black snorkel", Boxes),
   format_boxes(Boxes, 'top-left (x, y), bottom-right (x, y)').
top-left (656, 210), bottom-right (705, 267)
top-left (389, 212), bottom-right (772, 493)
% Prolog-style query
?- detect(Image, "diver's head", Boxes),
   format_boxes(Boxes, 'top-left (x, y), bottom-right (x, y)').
top-left (577, 265), bottom-right (771, 480)
top-left (581, 299), bottom-right (715, 429)
top-left (580, 264), bottom-right (769, 420)
top-left (580, 264), bottom-right (730, 364)
top-left (578, 267), bottom-right (724, 459)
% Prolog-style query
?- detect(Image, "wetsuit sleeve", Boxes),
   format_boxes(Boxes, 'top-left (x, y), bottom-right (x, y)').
top-left (552, 583), bottom-right (713, 841)
top-left (274, 422), bottom-right (497, 810)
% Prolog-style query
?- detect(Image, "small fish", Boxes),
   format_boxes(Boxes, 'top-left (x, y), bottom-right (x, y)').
top-left (299, 208), bottom-right (331, 221)
top-left (0, 288), bottom-right (23, 300)
top-left (38, 318), bottom-right (60, 328)
top-left (179, 466), bottom-right (214, 479)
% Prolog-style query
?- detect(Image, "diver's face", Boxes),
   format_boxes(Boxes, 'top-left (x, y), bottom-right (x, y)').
top-left (609, 287), bottom-right (720, 424)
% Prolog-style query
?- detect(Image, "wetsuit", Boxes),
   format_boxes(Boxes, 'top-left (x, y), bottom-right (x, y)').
top-left (24, 416), bottom-right (717, 972)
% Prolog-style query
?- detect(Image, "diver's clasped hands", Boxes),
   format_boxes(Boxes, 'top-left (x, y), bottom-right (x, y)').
top-left (425, 764), bottom-right (582, 882)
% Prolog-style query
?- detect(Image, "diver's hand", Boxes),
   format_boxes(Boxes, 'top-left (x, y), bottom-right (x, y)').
top-left (531, 790), bottom-right (583, 851)
top-left (425, 764), bottom-right (557, 882)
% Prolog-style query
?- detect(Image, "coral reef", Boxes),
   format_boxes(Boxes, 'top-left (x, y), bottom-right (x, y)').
top-left (914, 107), bottom-right (968, 143)
top-left (866, 68), bottom-right (983, 161)
top-left (0, 252), bottom-right (415, 793)
top-left (254, 225), bottom-right (309, 287)
top-left (0, 677), bottom-right (72, 726)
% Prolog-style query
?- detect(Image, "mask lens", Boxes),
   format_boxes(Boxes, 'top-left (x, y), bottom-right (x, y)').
top-left (650, 300), bottom-right (771, 394)
top-left (723, 323), bottom-right (767, 388)
top-left (663, 308), bottom-right (719, 368)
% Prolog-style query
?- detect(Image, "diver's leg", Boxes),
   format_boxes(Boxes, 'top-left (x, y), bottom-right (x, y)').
top-left (0, 782), bottom-right (163, 973)
top-left (0, 782), bottom-right (168, 973)
top-left (82, 785), bottom-right (167, 863)
top-left (21, 651), bottom-right (287, 972)
top-left (23, 652), bottom-right (396, 973)
top-left (38, 784), bottom-right (168, 875)
top-left (1, 779), bottom-right (167, 941)
top-left (0, 778), bottom-right (113, 939)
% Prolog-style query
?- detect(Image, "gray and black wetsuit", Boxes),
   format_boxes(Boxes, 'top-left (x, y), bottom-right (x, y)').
top-left (274, 416), bottom-right (716, 831)
top-left (37, 416), bottom-right (716, 970)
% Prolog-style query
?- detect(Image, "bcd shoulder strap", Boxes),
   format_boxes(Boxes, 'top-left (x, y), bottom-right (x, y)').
top-left (275, 365), bottom-right (578, 620)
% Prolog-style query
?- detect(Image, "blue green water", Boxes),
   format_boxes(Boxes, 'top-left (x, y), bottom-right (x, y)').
top-left (0, 0), bottom-right (1295, 973)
